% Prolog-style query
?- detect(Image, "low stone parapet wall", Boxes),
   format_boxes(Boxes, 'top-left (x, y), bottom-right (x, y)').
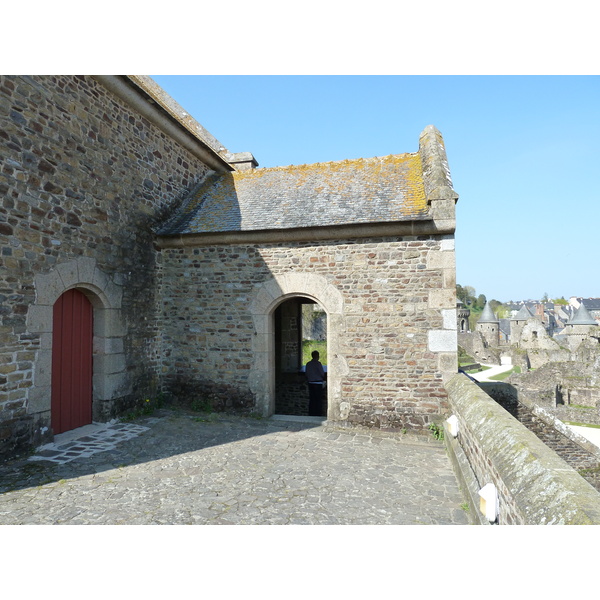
top-left (553, 405), bottom-right (600, 427)
top-left (444, 373), bottom-right (600, 524)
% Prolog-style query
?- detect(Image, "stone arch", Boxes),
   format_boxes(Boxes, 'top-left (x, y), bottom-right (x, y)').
top-left (249, 272), bottom-right (349, 421)
top-left (26, 257), bottom-right (126, 435)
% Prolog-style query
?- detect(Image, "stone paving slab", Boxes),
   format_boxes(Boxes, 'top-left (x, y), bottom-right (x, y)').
top-left (0, 410), bottom-right (471, 525)
top-left (28, 421), bottom-right (150, 464)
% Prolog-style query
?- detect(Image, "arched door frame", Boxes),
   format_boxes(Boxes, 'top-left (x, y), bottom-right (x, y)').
top-left (26, 257), bottom-right (126, 435)
top-left (249, 272), bottom-right (349, 421)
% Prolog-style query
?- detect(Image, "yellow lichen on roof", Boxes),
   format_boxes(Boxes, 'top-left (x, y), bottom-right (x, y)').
top-left (161, 151), bottom-right (431, 235)
top-left (231, 152), bottom-right (417, 180)
top-left (400, 153), bottom-right (427, 215)
top-left (230, 152), bottom-right (427, 212)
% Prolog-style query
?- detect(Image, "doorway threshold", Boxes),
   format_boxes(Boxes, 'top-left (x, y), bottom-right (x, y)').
top-left (270, 414), bottom-right (327, 425)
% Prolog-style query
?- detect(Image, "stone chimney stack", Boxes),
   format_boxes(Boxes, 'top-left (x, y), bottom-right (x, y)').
top-left (224, 152), bottom-right (259, 171)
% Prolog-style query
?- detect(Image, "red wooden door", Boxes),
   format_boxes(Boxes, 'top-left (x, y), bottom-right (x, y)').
top-left (52, 289), bottom-right (93, 434)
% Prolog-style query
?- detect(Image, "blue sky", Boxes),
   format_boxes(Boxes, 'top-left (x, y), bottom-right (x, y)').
top-left (151, 75), bottom-right (599, 303)
top-left (9, 2), bottom-right (597, 305)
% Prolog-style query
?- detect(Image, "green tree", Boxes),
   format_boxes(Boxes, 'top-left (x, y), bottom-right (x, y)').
top-left (489, 299), bottom-right (510, 318)
top-left (457, 284), bottom-right (477, 307)
top-left (489, 299), bottom-right (501, 312)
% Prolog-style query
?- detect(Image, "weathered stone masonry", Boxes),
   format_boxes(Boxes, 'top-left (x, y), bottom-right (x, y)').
top-left (155, 121), bottom-right (459, 430)
top-left (160, 235), bottom-right (454, 429)
top-left (0, 75), bottom-right (221, 456)
top-left (1, 74), bottom-right (458, 457)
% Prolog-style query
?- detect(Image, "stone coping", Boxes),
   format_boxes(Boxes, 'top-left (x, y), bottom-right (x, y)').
top-left (445, 373), bottom-right (600, 525)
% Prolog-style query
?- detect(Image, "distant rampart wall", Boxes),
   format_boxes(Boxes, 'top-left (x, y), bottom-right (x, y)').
top-left (445, 373), bottom-right (600, 525)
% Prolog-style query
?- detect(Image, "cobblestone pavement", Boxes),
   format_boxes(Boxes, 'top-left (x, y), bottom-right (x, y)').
top-left (0, 410), bottom-right (470, 525)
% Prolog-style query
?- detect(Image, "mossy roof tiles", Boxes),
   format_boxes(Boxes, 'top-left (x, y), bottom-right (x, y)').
top-left (157, 153), bottom-right (430, 236)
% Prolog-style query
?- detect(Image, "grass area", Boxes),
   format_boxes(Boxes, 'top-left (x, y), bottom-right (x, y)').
top-left (488, 366), bottom-right (521, 381)
top-left (302, 340), bottom-right (327, 365)
top-left (565, 421), bottom-right (600, 429)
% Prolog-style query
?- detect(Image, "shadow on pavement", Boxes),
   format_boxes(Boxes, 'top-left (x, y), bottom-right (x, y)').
top-left (0, 409), bottom-right (326, 495)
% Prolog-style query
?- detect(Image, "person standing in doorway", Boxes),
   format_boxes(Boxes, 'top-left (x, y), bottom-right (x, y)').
top-left (305, 350), bottom-right (326, 416)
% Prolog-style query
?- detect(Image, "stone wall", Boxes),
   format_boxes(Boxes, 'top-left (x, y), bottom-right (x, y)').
top-left (445, 373), bottom-right (600, 524)
top-left (302, 303), bottom-right (327, 341)
top-left (509, 360), bottom-right (600, 412)
top-left (505, 333), bottom-right (600, 418)
top-left (458, 331), bottom-right (501, 365)
top-left (513, 319), bottom-right (570, 368)
top-left (0, 75), bottom-right (213, 456)
top-left (275, 378), bottom-right (326, 416)
top-left (159, 234), bottom-right (457, 431)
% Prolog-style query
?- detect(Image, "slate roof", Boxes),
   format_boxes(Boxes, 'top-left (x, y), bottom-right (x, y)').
top-left (568, 303), bottom-right (598, 326)
top-left (581, 298), bottom-right (600, 312)
top-left (478, 302), bottom-right (498, 323)
top-left (157, 153), bottom-right (430, 236)
top-left (511, 304), bottom-right (534, 321)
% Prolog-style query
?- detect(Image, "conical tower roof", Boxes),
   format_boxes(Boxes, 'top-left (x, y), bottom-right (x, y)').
top-left (567, 303), bottom-right (598, 326)
top-left (478, 302), bottom-right (498, 323)
top-left (511, 304), bottom-right (534, 321)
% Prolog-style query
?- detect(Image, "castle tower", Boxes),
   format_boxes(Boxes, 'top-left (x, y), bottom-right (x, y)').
top-left (476, 302), bottom-right (499, 347)
top-left (509, 304), bottom-right (534, 347)
top-left (563, 302), bottom-right (598, 350)
top-left (457, 300), bottom-right (470, 332)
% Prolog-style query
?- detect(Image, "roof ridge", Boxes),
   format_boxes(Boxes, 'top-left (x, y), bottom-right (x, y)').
top-left (243, 152), bottom-right (418, 173)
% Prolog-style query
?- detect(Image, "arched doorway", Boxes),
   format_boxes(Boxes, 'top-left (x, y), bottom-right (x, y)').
top-left (249, 272), bottom-right (347, 421)
top-left (27, 257), bottom-right (126, 443)
top-left (274, 297), bottom-right (328, 416)
top-left (51, 288), bottom-right (93, 434)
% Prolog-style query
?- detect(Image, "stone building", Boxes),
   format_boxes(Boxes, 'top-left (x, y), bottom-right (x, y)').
top-left (0, 75), bottom-right (458, 458)
top-left (476, 302), bottom-right (499, 347)
top-left (560, 302), bottom-right (599, 351)
top-left (509, 304), bottom-right (534, 347)
top-left (457, 300), bottom-right (470, 332)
